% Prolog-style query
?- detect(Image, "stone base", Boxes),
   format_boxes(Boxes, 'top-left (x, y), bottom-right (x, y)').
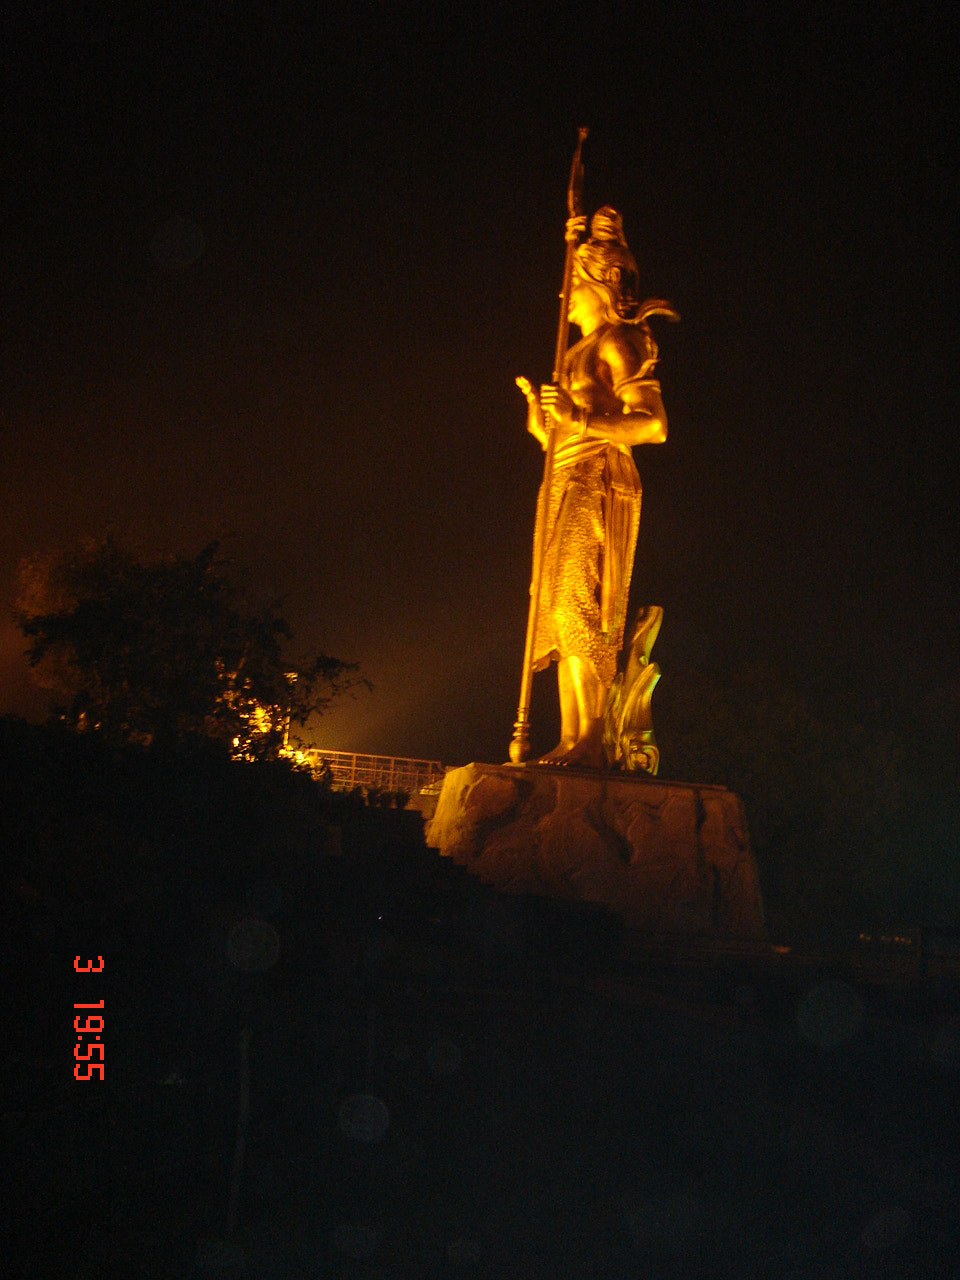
top-left (425, 763), bottom-right (765, 940)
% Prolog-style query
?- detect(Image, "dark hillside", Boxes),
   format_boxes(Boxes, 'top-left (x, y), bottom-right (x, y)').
top-left (3, 718), bottom-right (958, 1278)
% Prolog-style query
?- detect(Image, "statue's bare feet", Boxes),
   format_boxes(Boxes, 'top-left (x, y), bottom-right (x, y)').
top-left (536, 727), bottom-right (603, 769)
top-left (555, 736), bottom-right (603, 768)
top-left (537, 738), bottom-right (577, 764)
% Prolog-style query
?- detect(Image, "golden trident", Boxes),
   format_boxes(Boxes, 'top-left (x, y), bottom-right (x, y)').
top-left (509, 127), bottom-right (588, 765)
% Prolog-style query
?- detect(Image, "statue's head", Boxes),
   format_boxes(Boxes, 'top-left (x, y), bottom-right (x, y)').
top-left (573, 207), bottom-right (641, 324)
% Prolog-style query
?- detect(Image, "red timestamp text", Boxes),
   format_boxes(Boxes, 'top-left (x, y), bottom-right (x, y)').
top-left (74, 956), bottom-right (104, 1081)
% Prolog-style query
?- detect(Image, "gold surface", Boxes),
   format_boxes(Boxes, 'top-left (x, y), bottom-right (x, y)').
top-left (515, 205), bottom-right (677, 767)
top-left (603, 605), bottom-right (663, 774)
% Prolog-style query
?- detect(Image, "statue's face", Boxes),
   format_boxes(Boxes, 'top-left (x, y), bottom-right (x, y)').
top-left (568, 275), bottom-right (607, 333)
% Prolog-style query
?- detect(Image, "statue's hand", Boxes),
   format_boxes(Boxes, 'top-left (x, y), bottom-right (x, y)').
top-left (565, 214), bottom-right (587, 243)
top-left (539, 383), bottom-right (575, 431)
top-left (517, 375), bottom-right (546, 445)
top-left (515, 375), bottom-right (537, 404)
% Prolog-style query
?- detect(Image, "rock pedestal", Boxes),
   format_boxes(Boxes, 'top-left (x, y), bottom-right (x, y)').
top-left (425, 763), bottom-right (765, 940)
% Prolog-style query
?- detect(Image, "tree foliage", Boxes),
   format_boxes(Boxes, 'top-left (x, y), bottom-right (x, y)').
top-left (15, 537), bottom-right (365, 757)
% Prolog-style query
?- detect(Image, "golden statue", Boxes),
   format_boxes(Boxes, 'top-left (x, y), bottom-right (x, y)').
top-left (510, 134), bottom-right (677, 769)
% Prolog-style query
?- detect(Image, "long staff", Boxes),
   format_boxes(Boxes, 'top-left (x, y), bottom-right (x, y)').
top-left (509, 127), bottom-right (588, 765)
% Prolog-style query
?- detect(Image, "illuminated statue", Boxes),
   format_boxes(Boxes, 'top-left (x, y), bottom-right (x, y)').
top-left (512, 189), bottom-right (677, 768)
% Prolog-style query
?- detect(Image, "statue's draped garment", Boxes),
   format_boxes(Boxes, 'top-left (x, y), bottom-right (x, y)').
top-left (532, 319), bottom-right (660, 688)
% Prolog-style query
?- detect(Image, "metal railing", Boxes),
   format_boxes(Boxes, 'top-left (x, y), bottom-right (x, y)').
top-left (292, 749), bottom-right (445, 794)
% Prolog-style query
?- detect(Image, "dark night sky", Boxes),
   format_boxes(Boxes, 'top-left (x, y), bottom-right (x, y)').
top-left (1, 2), bottom-right (956, 765)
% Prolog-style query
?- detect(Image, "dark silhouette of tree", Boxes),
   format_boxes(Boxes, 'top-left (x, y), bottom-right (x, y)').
top-left (15, 537), bottom-right (365, 757)
top-left (658, 661), bottom-right (959, 938)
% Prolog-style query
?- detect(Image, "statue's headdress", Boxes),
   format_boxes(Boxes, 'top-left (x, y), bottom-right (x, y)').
top-left (574, 206), bottom-right (641, 322)
top-left (574, 207), bottom-right (680, 330)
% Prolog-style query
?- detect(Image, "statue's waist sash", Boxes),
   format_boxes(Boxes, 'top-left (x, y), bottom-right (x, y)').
top-left (552, 436), bottom-right (632, 472)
